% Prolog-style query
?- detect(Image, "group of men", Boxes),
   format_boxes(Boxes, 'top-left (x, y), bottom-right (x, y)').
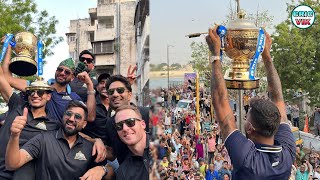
top-left (0, 40), bottom-right (149, 180)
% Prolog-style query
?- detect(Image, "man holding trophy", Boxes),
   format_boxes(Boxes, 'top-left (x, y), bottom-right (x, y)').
top-left (206, 23), bottom-right (295, 180)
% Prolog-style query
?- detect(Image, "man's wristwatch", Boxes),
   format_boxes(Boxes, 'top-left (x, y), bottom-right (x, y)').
top-left (87, 90), bottom-right (96, 95)
top-left (101, 165), bottom-right (108, 177)
top-left (210, 56), bottom-right (220, 63)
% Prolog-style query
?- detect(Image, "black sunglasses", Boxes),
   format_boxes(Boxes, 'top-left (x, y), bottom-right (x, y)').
top-left (107, 87), bottom-right (127, 95)
top-left (115, 118), bottom-right (141, 131)
top-left (26, 90), bottom-right (49, 97)
top-left (56, 67), bottom-right (71, 76)
top-left (79, 57), bottom-right (94, 64)
top-left (64, 110), bottom-right (83, 121)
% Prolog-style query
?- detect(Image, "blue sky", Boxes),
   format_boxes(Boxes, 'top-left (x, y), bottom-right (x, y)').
top-left (35, 0), bottom-right (294, 79)
top-left (35, 0), bottom-right (97, 80)
top-left (150, 0), bottom-right (291, 65)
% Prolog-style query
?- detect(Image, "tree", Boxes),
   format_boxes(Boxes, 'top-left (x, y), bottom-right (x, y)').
top-left (0, 0), bottom-right (63, 62)
top-left (189, 41), bottom-right (211, 87)
top-left (171, 63), bottom-right (182, 69)
top-left (272, 0), bottom-right (320, 105)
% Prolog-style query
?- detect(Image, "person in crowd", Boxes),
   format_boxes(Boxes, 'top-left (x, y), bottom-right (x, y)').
top-left (295, 161), bottom-right (312, 180)
top-left (206, 26), bottom-right (295, 179)
top-left (218, 161), bottom-right (231, 180)
top-left (286, 101), bottom-right (293, 122)
top-left (70, 50), bottom-right (98, 102)
top-left (243, 93), bottom-right (250, 114)
top-left (205, 164), bottom-right (219, 180)
top-left (313, 107), bottom-right (320, 136)
top-left (292, 104), bottom-right (300, 128)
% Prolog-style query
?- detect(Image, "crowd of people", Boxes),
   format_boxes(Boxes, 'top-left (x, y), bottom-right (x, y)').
top-left (149, 87), bottom-right (233, 180)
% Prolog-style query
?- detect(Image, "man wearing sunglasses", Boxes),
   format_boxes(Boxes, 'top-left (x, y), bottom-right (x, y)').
top-left (70, 50), bottom-right (98, 102)
top-left (5, 100), bottom-right (114, 180)
top-left (101, 75), bottom-right (149, 164)
top-left (207, 27), bottom-right (295, 179)
top-left (0, 65), bottom-right (60, 180)
top-left (114, 105), bottom-right (148, 179)
top-left (1, 47), bottom-right (96, 123)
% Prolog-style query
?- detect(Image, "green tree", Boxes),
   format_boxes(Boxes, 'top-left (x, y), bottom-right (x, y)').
top-left (189, 41), bottom-right (211, 87)
top-left (171, 63), bottom-right (182, 69)
top-left (272, 0), bottom-right (320, 105)
top-left (0, 0), bottom-right (63, 62)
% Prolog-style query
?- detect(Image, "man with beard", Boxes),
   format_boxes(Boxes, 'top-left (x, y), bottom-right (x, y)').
top-left (206, 27), bottom-right (295, 179)
top-left (2, 47), bottom-right (96, 123)
top-left (0, 64), bottom-right (59, 180)
top-left (70, 50), bottom-right (98, 102)
top-left (5, 100), bottom-right (114, 180)
top-left (113, 105), bottom-right (148, 180)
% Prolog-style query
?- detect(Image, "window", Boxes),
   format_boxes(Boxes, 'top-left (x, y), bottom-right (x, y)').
top-left (69, 35), bottom-right (75, 43)
top-left (98, 16), bottom-right (114, 29)
top-left (93, 41), bottom-right (114, 54)
top-left (88, 32), bottom-right (94, 42)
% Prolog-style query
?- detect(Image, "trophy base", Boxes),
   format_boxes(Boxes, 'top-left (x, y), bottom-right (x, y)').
top-left (225, 79), bottom-right (259, 90)
top-left (10, 57), bottom-right (37, 76)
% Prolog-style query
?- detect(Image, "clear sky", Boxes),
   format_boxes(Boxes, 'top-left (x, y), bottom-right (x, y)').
top-left (150, 0), bottom-right (291, 66)
top-left (35, 0), bottom-right (294, 80)
top-left (35, 0), bottom-right (97, 80)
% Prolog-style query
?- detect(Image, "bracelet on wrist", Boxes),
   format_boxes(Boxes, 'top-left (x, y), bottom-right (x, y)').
top-left (210, 56), bottom-right (220, 63)
top-left (87, 90), bottom-right (96, 95)
top-left (101, 165), bottom-right (108, 177)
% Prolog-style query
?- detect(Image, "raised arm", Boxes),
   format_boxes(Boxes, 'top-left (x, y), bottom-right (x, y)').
top-left (262, 31), bottom-right (287, 123)
top-left (0, 57), bottom-right (13, 103)
top-left (1, 45), bottom-right (28, 92)
top-left (5, 108), bottom-right (33, 170)
top-left (76, 71), bottom-right (96, 122)
top-left (206, 26), bottom-right (237, 141)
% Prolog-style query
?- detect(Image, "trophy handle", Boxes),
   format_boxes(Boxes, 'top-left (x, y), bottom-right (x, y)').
top-left (249, 28), bottom-right (266, 80)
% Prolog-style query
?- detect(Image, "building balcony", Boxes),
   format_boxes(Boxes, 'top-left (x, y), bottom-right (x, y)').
top-left (89, 8), bottom-right (97, 20)
top-left (95, 28), bottom-right (116, 41)
top-left (87, 25), bottom-right (96, 32)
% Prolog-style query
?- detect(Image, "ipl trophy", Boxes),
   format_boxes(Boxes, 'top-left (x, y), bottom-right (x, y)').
top-left (221, 10), bottom-right (265, 89)
top-left (0, 32), bottom-right (41, 76)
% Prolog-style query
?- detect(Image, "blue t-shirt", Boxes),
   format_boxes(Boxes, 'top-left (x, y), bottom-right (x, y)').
top-left (46, 90), bottom-right (81, 123)
top-left (224, 124), bottom-right (295, 180)
top-left (205, 169), bottom-right (219, 180)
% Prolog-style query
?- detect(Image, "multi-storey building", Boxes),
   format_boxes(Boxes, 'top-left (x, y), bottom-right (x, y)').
top-left (134, 0), bottom-right (149, 106)
top-left (66, 0), bottom-right (146, 104)
top-left (66, 0), bottom-right (137, 74)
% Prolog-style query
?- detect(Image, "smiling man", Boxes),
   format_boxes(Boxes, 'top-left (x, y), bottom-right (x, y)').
top-left (2, 46), bottom-right (96, 123)
top-left (5, 100), bottom-right (112, 180)
top-left (114, 105), bottom-right (149, 180)
top-left (0, 65), bottom-right (59, 180)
